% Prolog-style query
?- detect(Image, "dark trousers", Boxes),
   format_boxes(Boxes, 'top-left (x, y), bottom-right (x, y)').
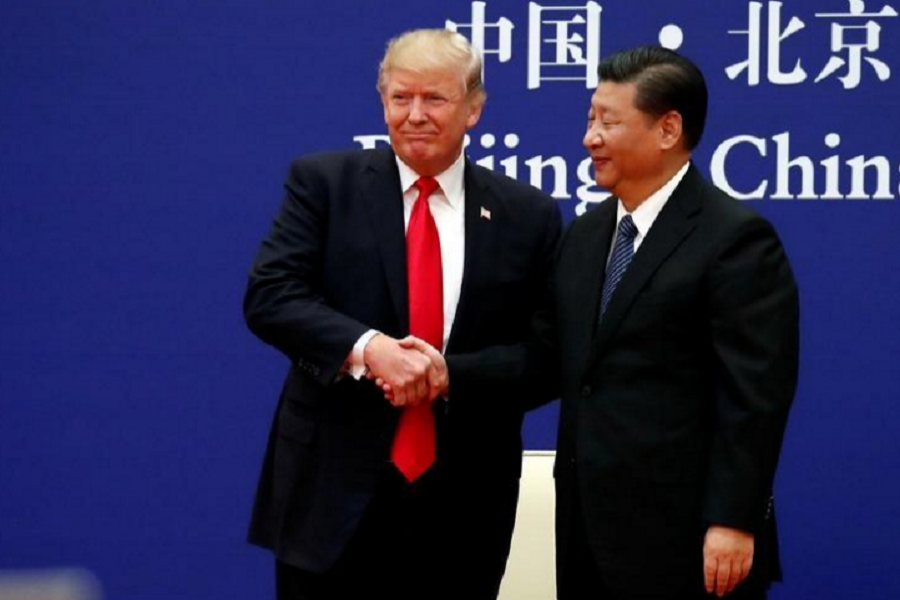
top-left (276, 464), bottom-right (447, 600)
top-left (557, 486), bottom-right (767, 600)
top-left (275, 461), bottom-right (518, 600)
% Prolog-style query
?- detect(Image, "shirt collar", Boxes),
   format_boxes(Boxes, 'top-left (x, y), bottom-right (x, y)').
top-left (617, 160), bottom-right (691, 236)
top-left (395, 151), bottom-right (466, 212)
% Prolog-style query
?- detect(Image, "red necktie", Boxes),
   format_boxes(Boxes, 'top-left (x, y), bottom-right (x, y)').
top-left (391, 176), bottom-right (442, 482)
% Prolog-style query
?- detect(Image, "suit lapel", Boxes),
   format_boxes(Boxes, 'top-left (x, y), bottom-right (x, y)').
top-left (446, 160), bottom-right (493, 353)
top-left (586, 165), bottom-right (705, 372)
top-left (561, 198), bottom-right (617, 378)
top-left (360, 148), bottom-right (409, 333)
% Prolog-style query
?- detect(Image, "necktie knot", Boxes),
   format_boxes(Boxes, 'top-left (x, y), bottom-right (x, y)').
top-left (414, 176), bottom-right (440, 200)
top-left (617, 214), bottom-right (638, 241)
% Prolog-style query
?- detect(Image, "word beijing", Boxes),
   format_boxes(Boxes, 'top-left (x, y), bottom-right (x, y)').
top-left (355, 132), bottom-right (900, 207)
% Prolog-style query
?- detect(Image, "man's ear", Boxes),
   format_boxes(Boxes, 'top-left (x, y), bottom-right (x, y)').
top-left (658, 111), bottom-right (683, 150)
top-left (466, 97), bottom-right (484, 129)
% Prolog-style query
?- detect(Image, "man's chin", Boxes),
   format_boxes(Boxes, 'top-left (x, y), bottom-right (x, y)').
top-left (397, 148), bottom-right (435, 167)
top-left (593, 175), bottom-right (615, 191)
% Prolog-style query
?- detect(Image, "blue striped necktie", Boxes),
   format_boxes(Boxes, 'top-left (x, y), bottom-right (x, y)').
top-left (599, 214), bottom-right (638, 320)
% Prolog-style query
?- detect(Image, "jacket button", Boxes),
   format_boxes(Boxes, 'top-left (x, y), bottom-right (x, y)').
top-left (581, 385), bottom-right (592, 397)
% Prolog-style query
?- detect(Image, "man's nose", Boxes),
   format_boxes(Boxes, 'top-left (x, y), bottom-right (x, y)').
top-left (583, 125), bottom-right (603, 149)
top-left (408, 97), bottom-right (427, 123)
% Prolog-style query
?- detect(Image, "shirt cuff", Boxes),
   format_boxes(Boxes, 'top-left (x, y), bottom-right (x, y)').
top-left (346, 329), bottom-right (380, 380)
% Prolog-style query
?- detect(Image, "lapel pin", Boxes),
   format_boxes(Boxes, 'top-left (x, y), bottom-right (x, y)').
top-left (480, 206), bottom-right (491, 220)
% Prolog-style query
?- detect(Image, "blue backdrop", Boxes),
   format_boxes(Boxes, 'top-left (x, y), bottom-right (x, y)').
top-left (3, 1), bottom-right (899, 598)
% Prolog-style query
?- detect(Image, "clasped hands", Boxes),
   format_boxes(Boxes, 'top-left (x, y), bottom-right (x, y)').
top-left (363, 334), bottom-right (448, 407)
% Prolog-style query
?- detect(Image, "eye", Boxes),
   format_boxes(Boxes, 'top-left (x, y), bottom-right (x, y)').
top-left (427, 94), bottom-right (447, 105)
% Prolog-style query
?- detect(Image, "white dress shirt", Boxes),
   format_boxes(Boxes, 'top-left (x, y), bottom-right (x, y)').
top-left (608, 161), bottom-right (691, 262)
top-left (346, 152), bottom-right (467, 377)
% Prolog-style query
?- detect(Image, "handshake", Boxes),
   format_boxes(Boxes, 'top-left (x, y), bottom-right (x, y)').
top-left (362, 333), bottom-right (449, 408)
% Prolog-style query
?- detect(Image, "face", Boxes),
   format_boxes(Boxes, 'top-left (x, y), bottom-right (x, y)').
top-left (382, 67), bottom-right (482, 176)
top-left (584, 81), bottom-right (669, 203)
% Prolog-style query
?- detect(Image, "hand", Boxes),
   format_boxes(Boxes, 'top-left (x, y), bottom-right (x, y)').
top-left (363, 334), bottom-right (434, 408)
top-left (703, 525), bottom-right (754, 597)
top-left (399, 336), bottom-right (449, 399)
top-left (372, 337), bottom-right (448, 404)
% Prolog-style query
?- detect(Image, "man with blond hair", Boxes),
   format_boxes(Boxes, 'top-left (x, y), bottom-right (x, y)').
top-left (244, 29), bottom-right (560, 600)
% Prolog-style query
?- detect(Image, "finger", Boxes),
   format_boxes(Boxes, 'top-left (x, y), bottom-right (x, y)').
top-left (704, 556), bottom-right (717, 594)
top-left (727, 561), bottom-right (743, 594)
top-left (739, 556), bottom-right (753, 584)
top-left (406, 337), bottom-right (435, 355)
top-left (426, 379), bottom-right (442, 403)
top-left (397, 336), bottom-right (422, 349)
top-left (403, 380), bottom-right (419, 407)
top-left (425, 367), bottom-right (442, 394)
top-left (415, 377), bottom-right (429, 406)
top-left (427, 379), bottom-right (442, 402)
top-left (421, 344), bottom-right (441, 361)
top-left (436, 375), bottom-right (450, 399)
top-left (716, 560), bottom-right (731, 597)
top-left (425, 367), bottom-right (437, 388)
top-left (392, 383), bottom-right (408, 408)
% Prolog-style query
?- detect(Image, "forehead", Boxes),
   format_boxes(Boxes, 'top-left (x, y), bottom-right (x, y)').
top-left (589, 81), bottom-right (638, 112)
top-left (384, 66), bottom-right (466, 92)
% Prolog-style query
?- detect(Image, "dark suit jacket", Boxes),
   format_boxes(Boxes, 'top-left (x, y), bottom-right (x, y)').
top-left (243, 147), bottom-right (561, 575)
top-left (552, 165), bottom-right (799, 597)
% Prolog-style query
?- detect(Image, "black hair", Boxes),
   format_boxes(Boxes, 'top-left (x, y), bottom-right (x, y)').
top-left (598, 46), bottom-right (708, 150)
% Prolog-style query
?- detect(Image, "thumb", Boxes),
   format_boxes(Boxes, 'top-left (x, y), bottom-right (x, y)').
top-left (398, 336), bottom-right (425, 350)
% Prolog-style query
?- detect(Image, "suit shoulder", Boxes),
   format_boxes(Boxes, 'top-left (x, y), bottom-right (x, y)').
top-left (288, 147), bottom-right (385, 178)
top-left (277, 149), bottom-right (391, 213)
top-left (699, 175), bottom-right (769, 225)
top-left (568, 196), bottom-right (614, 233)
top-left (678, 174), bottom-right (779, 250)
top-left (692, 175), bottom-right (790, 265)
top-left (470, 161), bottom-right (555, 207)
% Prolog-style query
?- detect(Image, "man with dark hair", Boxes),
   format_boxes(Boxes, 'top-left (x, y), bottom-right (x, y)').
top-left (244, 29), bottom-right (560, 600)
top-left (551, 46), bottom-right (799, 599)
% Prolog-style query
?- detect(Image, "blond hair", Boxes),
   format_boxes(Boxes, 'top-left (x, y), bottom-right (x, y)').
top-left (377, 29), bottom-right (486, 105)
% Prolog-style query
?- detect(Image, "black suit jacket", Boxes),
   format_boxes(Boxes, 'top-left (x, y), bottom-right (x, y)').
top-left (552, 165), bottom-right (799, 596)
top-left (244, 147), bottom-right (560, 573)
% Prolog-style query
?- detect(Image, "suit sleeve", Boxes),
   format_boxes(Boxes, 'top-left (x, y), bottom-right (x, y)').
top-left (243, 159), bottom-right (370, 386)
top-left (444, 196), bottom-right (563, 410)
top-left (702, 215), bottom-right (800, 531)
